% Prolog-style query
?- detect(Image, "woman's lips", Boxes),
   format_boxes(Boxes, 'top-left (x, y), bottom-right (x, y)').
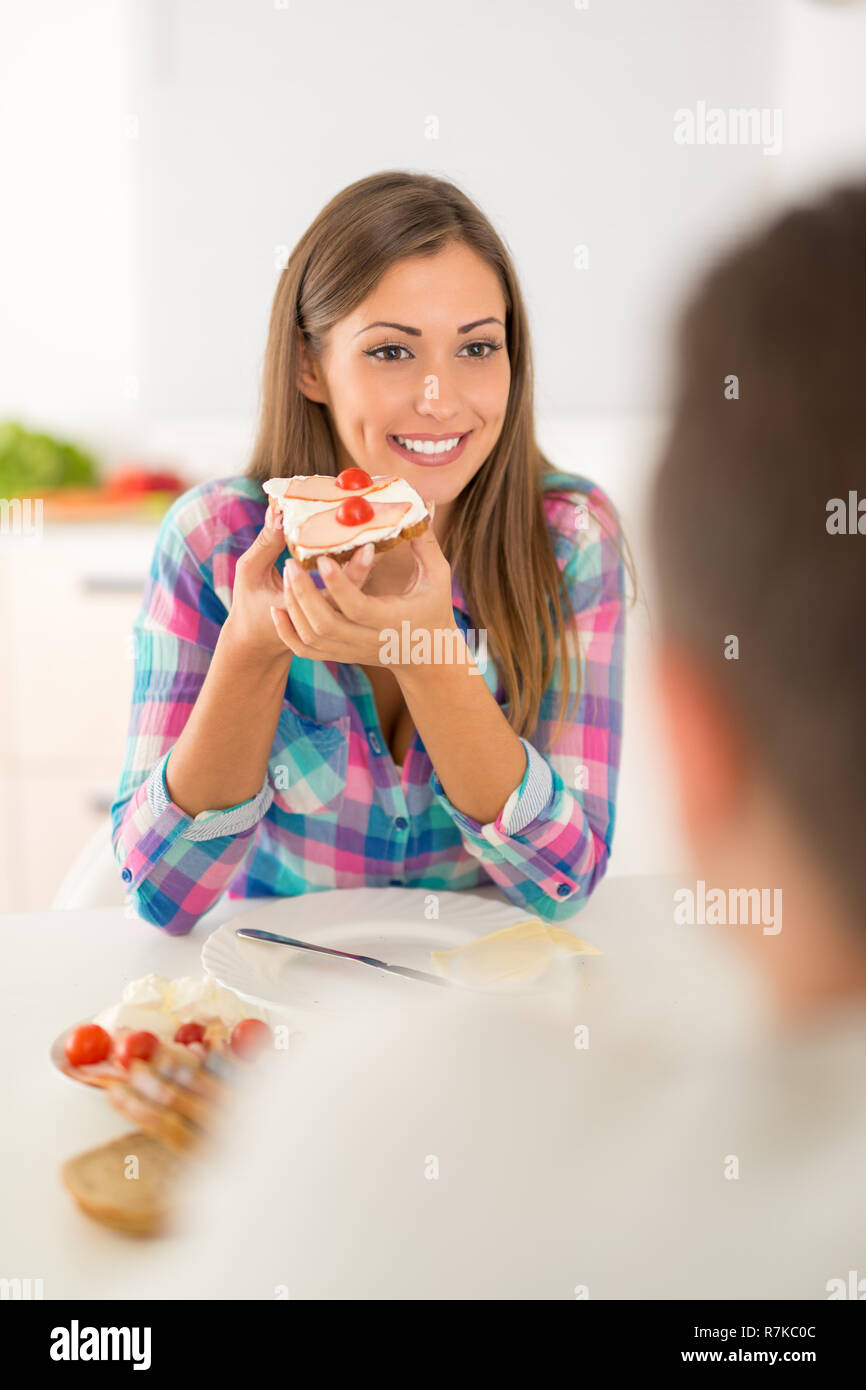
top-left (386, 431), bottom-right (472, 466)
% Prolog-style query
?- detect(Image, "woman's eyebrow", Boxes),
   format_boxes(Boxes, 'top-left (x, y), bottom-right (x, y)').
top-left (354, 320), bottom-right (421, 337)
top-left (353, 316), bottom-right (504, 338)
top-left (457, 317), bottom-right (504, 334)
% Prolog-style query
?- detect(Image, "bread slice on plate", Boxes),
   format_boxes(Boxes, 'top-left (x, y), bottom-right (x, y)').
top-left (264, 469), bottom-right (430, 571)
top-left (61, 1130), bottom-right (185, 1236)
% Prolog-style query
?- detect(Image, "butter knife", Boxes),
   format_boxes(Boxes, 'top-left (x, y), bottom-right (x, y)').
top-left (235, 927), bottom-right (452, 987)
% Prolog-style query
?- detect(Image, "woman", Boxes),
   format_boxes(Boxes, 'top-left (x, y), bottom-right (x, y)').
top-left (111, 171), bottom-right (628, 934)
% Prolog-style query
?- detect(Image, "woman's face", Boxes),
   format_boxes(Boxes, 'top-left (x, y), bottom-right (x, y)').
top-left (300, 241), bottom-right (511, 521)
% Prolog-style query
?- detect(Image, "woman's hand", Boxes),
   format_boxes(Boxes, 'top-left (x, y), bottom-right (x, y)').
top-left (223, 497), bottom-right (376, 664)
top-left (271, 503), bottom-right (459, 673)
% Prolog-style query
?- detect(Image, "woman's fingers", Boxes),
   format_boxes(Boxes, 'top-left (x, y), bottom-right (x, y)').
top-left (283, 559), bottom-right (363, 646)
top-left (317, 546), bottom-right (379, 622)
top-left (308, 544), bottom-right (375, 614)
top-left (342, 543), bottom-right (377, 588)
top-left (265, 496), bottom-right (285, 536)
top-left (240, 499), bottom-right (288, 581)
top-left (282, 566), bottom-right (317, 645)
top-left (270, 603), bottom-right (300, 652)
top-left (270, 602), bottom-right (327, 661)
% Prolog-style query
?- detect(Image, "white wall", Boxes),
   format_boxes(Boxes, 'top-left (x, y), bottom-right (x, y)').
top-left (538, 414), bottom-right (681, 877)
top-left (124, 0), bottom-right (784, 434)
top-left (0, 1), bottom-right (138, 454)
top-left (6, 0), bottom-right (866, 462)
top-left (1, 0), bottom-right (794, 467)
top-left (769, 0), bottom-right (866, 206)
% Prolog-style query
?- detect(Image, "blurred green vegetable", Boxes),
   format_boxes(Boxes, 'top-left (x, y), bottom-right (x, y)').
top-left (0, 421), bottom-right (100, 498)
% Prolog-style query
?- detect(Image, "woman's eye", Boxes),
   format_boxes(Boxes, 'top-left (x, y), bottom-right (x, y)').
top-left (364, 338), bottom-right (504, 363)
top-left (365, 344), bottom-right (413, 362)
top-left (458, 339), bottom-right (504, 359)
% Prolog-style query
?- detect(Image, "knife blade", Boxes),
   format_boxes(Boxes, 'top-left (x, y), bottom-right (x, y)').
top-left (234, 927), bottom-right (452, 987)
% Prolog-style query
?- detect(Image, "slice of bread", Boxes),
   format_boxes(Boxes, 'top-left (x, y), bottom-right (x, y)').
top-left (61, 1130), bottom-right (185, 1236)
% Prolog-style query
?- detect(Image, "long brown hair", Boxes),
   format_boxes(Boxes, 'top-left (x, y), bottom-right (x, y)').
top-left (247, 170), bottom-right (625, 747)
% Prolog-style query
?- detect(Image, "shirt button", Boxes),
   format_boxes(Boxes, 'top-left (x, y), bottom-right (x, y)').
top-left (121, 868), bottom-right (132, 883)
top-left (556, 883), bottom-right (572, 897)
top-left (394, 816), bottom-right (408, 831)
top-left (368, 729), bottom-right (382, 754)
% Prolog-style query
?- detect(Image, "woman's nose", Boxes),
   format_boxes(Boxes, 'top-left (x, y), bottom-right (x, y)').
top-left (412, 367), bottom-right (462, 419)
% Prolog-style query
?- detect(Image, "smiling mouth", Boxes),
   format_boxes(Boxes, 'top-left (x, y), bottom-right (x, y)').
top-left (386, 431), bottom-right (472, 461)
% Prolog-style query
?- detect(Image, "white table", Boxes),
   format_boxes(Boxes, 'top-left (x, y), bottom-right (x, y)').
top-left (0, 876), bottom-right (755, 1299)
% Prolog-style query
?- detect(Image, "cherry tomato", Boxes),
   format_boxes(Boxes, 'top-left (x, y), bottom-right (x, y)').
top-left (230, 1018), bottom-right (271, 1060)
top-left (174, 1021), bottom-right (206, 1046)
top-left (115, 1030), bottom-right (160, 1069)
top-left (335, 495), bottom-right (374, 528)
top-left (65, 1023), bottom-right (111, 1067)
top-left (335, 467), bottom-right (372, 491)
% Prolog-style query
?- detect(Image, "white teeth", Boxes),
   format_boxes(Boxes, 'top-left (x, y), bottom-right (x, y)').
top-left (395, 435), bottom-right (462, 454)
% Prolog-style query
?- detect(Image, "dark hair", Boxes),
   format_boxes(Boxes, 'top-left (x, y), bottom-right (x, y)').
top-left (651, 182), bottom-right (866, 921)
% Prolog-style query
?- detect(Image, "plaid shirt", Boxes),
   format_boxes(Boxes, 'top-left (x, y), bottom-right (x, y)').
top-left (110, 469), bottom-right (625, 935)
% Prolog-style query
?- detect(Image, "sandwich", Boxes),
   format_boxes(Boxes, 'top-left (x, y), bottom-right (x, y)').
top-left (263, 466), bottom-right (430, 570)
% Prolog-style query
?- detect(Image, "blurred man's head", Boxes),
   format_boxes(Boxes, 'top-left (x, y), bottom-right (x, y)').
top-left (651, 183), bottom-right (866, 1012)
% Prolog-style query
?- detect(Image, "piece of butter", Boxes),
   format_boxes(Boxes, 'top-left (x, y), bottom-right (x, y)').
top-left (162, 975), bottom-right (258, 1026)
top-left (121, 973), bottom-right (170, 1008)
top-left (430, 918), bottom-right (601, 987)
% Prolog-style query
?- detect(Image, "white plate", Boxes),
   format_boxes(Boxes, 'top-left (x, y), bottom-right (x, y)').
top-left (201, 886), bottom-right (543, 1025)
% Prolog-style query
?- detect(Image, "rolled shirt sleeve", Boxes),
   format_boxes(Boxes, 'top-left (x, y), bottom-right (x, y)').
top-left (499, 738), bottom-right (555, 833)
top-left (146, 750), bottom-right (273, 840)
